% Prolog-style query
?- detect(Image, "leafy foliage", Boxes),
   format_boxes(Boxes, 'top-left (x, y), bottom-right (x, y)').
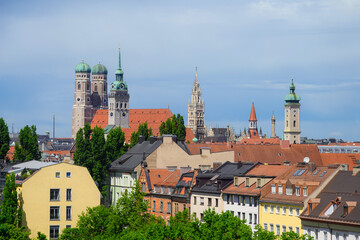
top-left (0, 118), bottom-right (10, 160)
top-left (13, 125), bottom-right (41, 162)
top-left (105, 126), bottom-right (128, 163)
top-left (130, 122), bottom-right (153, 148)
top-left (0, 224), bottom-right (30, 240)
top-left (0, 173), bottom-right (22, 226)
top-left (159, 114), bottom-right (187, 139)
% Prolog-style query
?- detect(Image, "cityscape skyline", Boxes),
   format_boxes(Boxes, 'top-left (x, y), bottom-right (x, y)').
top-left (0, 0), bottom-right (359, 141)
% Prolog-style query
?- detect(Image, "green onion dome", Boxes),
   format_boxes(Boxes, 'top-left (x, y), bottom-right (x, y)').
top-left (92, 63), bottom-right (108, 75)
top-left (75, 61), bottom-right (91, 73)
top-left (284, 80), bottom-right (301, 103)
top-left (192, 137), bottom-right (198, 143)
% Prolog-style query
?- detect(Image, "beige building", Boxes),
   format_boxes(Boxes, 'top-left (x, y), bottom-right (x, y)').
top-left (19, 163), bottom-right (100, 239)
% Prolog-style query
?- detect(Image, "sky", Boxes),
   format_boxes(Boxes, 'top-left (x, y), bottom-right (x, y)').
top-left (0, 0), bottom-right (359, 141)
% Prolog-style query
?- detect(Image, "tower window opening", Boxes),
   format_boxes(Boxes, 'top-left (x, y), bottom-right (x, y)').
top-left (116, 103), bottom-right (119, 108)
top-left (87, 83), bottom-right (90, 91)
top-left (77, 83), bottom-right (81, 90)
top-left (286, 121), bottom-right (288, 127)
top-left (104, 85), bottom-right (106, 91)
top-left (125, 103), bottom-right (127, 108)
top-left (120, 103), bottom-right (123, 108)
top-left (293, 121), bottom-right (296, 127)
top-left (94, 84), bottom-right (98, 92)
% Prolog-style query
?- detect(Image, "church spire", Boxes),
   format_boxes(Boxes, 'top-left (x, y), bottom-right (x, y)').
top-left (115, 45), bottom-right (124, 82)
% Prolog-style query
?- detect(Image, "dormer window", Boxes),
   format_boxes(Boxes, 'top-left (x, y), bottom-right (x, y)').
top-left (303, 187), bottom-right (308, 197)
top-left (342, 206), bottom-right (348, 218)
top-left (309, 203), bottom-right (313, 212)
top-left (257, 178), bottom-right (261, 188)
top-left (245, 178), bottom-right (250, 187)
top-left (234, 177), bottom-right (238, 186)
top-left (286, 187), bottom-right (292, 195)
top-left (278, 185), bottom-right (283, 194)
top-left (271, 185), bottom-right (276, 194)
top-left (296, 187), bottom-right (300, 196)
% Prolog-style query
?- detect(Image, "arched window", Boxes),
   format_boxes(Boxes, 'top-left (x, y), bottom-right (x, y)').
top-left (104, 85), bottom-right (106, 91)
top-left (124, 103), bottom-right (127, 109)
top-left (77, 83), bottom-right (81, 90)
top-left (116, 103), bottom-right (119, 108)
top-left (94, 84), bottom-right (98, 92)
top-left (293, 121), bottom-right (296, 127)
top-left (87, 83), bottom-right (90, 91)
top-left (286, 121), bottom-right (288, 127)
top-left (120, 103), bottom-right (123, 108)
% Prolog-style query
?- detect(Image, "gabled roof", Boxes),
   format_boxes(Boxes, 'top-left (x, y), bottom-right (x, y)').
top-left (300, 171), bottom-right (360, 226)
top-left (90, 108), bottom-right (194, 142)
top-left (321, 153), bottom-right (360, 170)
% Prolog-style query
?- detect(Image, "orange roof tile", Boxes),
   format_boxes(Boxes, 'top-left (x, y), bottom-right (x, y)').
top-left (320, 153), bottom-right (360, 170)
top-left (249, 102), bottom-right (257, 121)
top-left (6, 146), bottom-right (15, 161)
top-left (147, 169), bottom-right (175, 189)
top-left (239, 138), bottom-right (281, 145)
top-left (328, 142), bottom-right (360, 146)
top-left (245, 164), bottom-right (292, 176)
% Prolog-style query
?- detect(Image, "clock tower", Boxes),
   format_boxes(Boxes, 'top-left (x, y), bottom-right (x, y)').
top-left (108, 47), bottom-right (130, 129)
top-left (284, 79), bottom-right (301, 144)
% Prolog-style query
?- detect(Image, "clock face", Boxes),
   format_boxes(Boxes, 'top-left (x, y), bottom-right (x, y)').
top-left (292, 109), bottom-right (297, 114)
top-left (87, 97), bottom-right (90, 102)
top-left (110, 112), bottom-right (113, 117)
top-left (77, 97), bottom-right (81, 102)
top-left (286, 109), bottom-right (289, 114)
top-left (122, 112), bottom-right (126, 117)
top-left (120, 83), bottom-right (125, 89)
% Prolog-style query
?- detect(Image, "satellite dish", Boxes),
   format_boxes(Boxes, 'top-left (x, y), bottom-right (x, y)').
top-left (304, 157), bottom-right (310, 163)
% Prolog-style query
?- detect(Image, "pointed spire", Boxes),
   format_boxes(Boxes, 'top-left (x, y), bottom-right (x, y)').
top-left (194, 66), bottom-right (198, 83)
top-left (118, 44), bottom-right (122, 70)
top-left (272, 111), bottom-right (275, 120)
top-left (115, 45), bottom-right (124, 82)
top-left (249, 101), bottom-right (257, 121)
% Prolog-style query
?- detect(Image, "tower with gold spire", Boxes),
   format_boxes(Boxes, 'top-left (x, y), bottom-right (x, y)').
top-left (107, 47), bottom-right (130, 130)
top-left (284, 79), bottom-right (301, 144)
top-left (188, 67), bottom-right (205, 141)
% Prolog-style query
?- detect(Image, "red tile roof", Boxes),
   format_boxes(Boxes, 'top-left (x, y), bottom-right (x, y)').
top-left (147, 169), bottom-right (175, 189)
top-left (187, 143), bottom-right (323, 166)
top-left (249, 102), bottom-right (257, 121)
top-left (320, 153), bottom-right (360, 170)
top-left (329, 142), bottom-right (360, 146)
top-left (6, 146), bottom-right (15, 161)
top-left (90, 108), bottom-right (193, 142)
top-left (239, 138), bottom-right (281, 145)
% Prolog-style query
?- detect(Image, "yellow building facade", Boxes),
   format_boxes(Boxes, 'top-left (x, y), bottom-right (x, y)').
top-left (20, 163), bottom-right (100, 239)
top-left (259, 202), bottom-right (303, 236)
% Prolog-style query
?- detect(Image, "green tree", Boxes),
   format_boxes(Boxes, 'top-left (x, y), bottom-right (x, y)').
top-left (91, 126), bottom-right (107, 195)
top-left (281, 231), bottom-right (314, 240)
top-left (105, 127), bottom-right (127, 163)
top-left (13, 125), bottom-right (40, 162)
top-left (130, 122), bottom-right (153, 148)
top-left (36, 232), bottom-right (47, 240)
top-left (73, 124), bottom-right (93, 174)
top-left (253, 225), bottom-right (277, 240)
top-left (159, 114), bottom-right (186, 139)
top-left (0, 224), bottom-right (30, 240)
top-left (0, 118), bottom-right (10, 160)
top-left (0, 173), bottom-right (22, 226)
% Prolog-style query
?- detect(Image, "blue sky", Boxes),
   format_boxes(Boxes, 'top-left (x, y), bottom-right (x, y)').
top-left (0, 0), bottom-right (359, 141)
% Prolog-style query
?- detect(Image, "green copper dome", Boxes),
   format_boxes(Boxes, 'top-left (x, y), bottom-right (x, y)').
top-left (75, 61), bottom-right (91, 73)
top-left (192, 137), bottom-right (198, 143)
top-left (111, 81), bottom-right (128, 91)
top-left (92, 63), bottom-right (108, 75)
top-left (284, 80), bottom-right (301, 103)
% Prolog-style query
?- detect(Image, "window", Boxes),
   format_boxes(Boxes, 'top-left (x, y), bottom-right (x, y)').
top-left (238, 212), bottom-right (241, 218)
top-left (245, 178), bottom-right (250, 187)
top-left (174, 203), bottom-right (179, 214)
top-left (55, 172), bottom-right (60, 178)
top-left (270, 224), bottom-right (274, 232)
top-left (153, 201), bottom-right (156, 212)
top-left (264, 223), bottom-right (268, 230)
top-left (193, 196), bottom-right (196, 205)
top-left (200, 213), bottom-right (204, 221)
top-left (276, 225), bottom-right (280, 236)
top-left (234, 177), bottom-right (238, 186)
top-left (167, 202), bottom-right (171, 214)
top-left (87, 83), bottom-right (90, 90)
top-left (264, 204), bottom-right (268, 213)
top-left (216, 199), bottom-right (218, 207)
top-left (276, 206), bottom-right (280, 214)
top-left (183, 204), bottom-right (186, 210)
top-left (238, 195), bottom-right (241, 205)
top-left (296, 187), bottom-right (300, 196)
top-left (293, 120), bottom-right (296, 127)
top-left (249, 197), bottom-right (253, 206)
top-left (50, 206), bottom-right (60, 220)
top-left (227, 194), bottom-right (230, 204)
top-left (282, 225), bottom-right (286, 233)
top-left (66, 189), bottom-right (72, 201)
top-left (66, 206), bottom-right (72, 220)
top-left (94, 84), bottom-right (98, 91)
top-left (295, 227), bottom-right (299, 234)
top-left (249, 213), bottom-right (252, 224)
top-left (286, 187), bottom-right (292, 195)
top-left (242, 196), bottom-right (245, 206)
top-left (66, 225), bottom-right (71, 229)
top-left (295, 208), bottom-right (300, 216)
top-left (200, 197), bottom-right (204, 206)
top-left (282, 206), bottom-right (286, 215)
top-left (242, 212), bottom-right (245, 221)
top-left (303, 187), bottom-right (308, 197)
top-left (254, 197), bottom-right (258, 207)
top-left (77, 83), bottom-right (81, 90)
top-left (270, 205), bottom-right (274, 214)
top-left (289, 207), bottom-right (293, 216)
top-left (278, 185), bottom-right (283, 194)
top-left (289, 226), bottom-right (293, 232)
top-left (271, 185), bottom-right (276, 194)
top-left (254, 214), bottom-right (257, 224)
top-left (231, 195), bottom-right (235, 205)
top-left (49, 226), bottom-right (59, 239)
top-left (50, 189), bottom-right (60, 201)
top-left (208, 198), bottom-right (212, 206)
top-left (160, 201), bottom-right (163, 213)
top-left (141, 182), bottom-right (146, 192)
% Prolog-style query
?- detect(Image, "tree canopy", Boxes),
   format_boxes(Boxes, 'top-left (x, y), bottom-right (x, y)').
top-left (0, 118), bottom-right (10, 160)
top-left (105, 126), bottom-right (128, 163)
top-left (13, 125), bottom-right (41, 162)
top-left (159, 114), bottom-right (186, 140)
top-left (130, 122), bottom-right (153, 148)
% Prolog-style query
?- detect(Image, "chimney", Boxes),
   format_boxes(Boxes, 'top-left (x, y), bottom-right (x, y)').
top-left (308, 162), bottom-right (316, 173)
top-left (237, 161), bottom-right (243, 169)
top-left (139, 135), bottom-right (145, 144)
top-left (180, 167), bottom-right (191, 176)
top-left (150, 136), bottom-right (156, 144)
top-left (213, 162), bottom-right (222, 170)
top-left (353, 165), bottom-right (360, 176)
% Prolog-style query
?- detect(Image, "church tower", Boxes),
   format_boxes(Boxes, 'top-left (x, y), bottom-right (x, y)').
top-left (248, 101), bottom-right (259, 138)
top-left (188, 68), bottom-right (205, 140)
top-left (108, 47), bottom-right (130, 129)
top-left (271, 112), bottom-right (276, 138)
top-left (72, 61), bottom-right (93, 138)
top-left (91, 62), bottom-right (108, 109)
top-left (284, 79), bottom-right (301, 144)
